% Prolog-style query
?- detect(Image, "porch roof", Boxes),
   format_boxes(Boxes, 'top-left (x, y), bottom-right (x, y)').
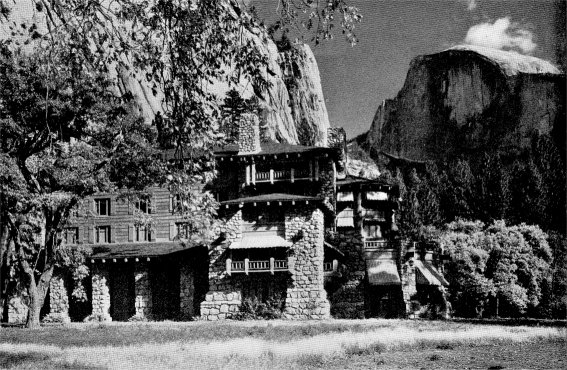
top-left (87, 242), bottom-right (199, 259)
top-left (229, 234), bottom-right (292, 249)
top-left (366, 259), bottom-right (401, 285)
top-left (414, 260), bottom-right (449, 286)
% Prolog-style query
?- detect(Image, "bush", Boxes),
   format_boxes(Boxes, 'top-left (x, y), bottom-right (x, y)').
top-left (234, 296), bottom-right (284, 320)
top-left (83, 313), bottom-right (111, 323)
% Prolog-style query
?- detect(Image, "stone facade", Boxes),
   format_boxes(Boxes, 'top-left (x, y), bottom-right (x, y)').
top-left (134, 263), bottom-right (152, 319)
top-left (91, 266), bottom-right (112, 321)
top-left (238, 114), bottom-right (261, 154)
top-left (201, 205), bottom-right (330, 320)
top-left (201, 210), bottom-right (243, 320)
top-left (325, 230), bottom-right (366, 318)
top-left (283, 207), bottom-right (330, 319)
top-left (7, 294), bottom-right (28, 324)
top-left (179, 263), bottom-right (194, 319)
top-left (47, 272), bottom-right (71, 323)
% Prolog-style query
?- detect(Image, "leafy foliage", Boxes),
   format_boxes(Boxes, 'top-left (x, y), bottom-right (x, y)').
top-left (431, 220), bottom-right (553, 318)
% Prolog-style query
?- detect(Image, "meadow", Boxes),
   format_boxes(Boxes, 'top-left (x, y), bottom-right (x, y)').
top-left (0, 319), bottom-right (565, 369)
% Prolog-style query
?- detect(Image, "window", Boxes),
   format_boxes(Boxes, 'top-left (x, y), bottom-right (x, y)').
top-left (336, 207), bottom-right (354, 228)
top-left (95, 226), bottom-right (111, 243)
top-left (134, 199), bottom-right (152, 214)
top-left (63, 227), bottom-right (78, 244)
top-left (170, 194), bottom-right (184, 213)
top-left (135, 225), bottom-right (152, 242)
top-left (363, 222), bottom-right (383, 239)
top-left (95, 198), bottom-right (111, 216)
top-left (176, 222), bottom-right (190, 239)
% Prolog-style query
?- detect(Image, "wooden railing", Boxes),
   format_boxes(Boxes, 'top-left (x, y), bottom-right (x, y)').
top-left (364, 240), bottom-right (392, 249)
top-left (227, 257), bottom-right (288, 275)
top-left (252, 165), bottom-right (314, 184)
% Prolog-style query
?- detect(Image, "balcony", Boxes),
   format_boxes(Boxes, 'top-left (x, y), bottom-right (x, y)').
top-left (226, 257), bottom-right (289, 275)
top-left (246, 161), bottom-right (318, 185)
top-left (323, 259), bottom-right (341, 277)
top-left (364, 240), bottom-right (393, 250)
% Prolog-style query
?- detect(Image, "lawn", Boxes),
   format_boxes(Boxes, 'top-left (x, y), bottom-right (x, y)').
top-left (0, 319), bottom-right (565, 369)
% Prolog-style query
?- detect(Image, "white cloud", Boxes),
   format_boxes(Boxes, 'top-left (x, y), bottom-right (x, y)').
top-left (464, 17), bottom-right (537, 54)
top-left (466, 0), bottom-right (478, 11)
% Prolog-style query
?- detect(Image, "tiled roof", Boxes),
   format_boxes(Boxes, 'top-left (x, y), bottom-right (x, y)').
top-left (220, 193), bottom-right (322, 205)
top-left (85, 242), bottom-right (200, 259)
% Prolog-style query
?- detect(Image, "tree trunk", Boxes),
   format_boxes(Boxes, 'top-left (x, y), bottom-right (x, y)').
top-left (24, 265), bottom-right (53, 329)
top-left (0, 223), bottom-right (8, 322)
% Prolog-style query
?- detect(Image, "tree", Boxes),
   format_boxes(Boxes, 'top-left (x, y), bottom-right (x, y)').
top-left (431, 220), bottom-right (553, 318)
top-left (0, 43), bottom-right (160, 327)
top-left (0, 0), bottom-right (363, 326)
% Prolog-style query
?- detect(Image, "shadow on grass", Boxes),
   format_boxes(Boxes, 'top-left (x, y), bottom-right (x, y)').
top-left (0, 351), bottom-right (100, 369)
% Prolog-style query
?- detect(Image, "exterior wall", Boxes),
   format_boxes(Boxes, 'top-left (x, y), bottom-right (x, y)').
top-left (237, 114), bottom-right (261, 153)
top-left (179, 263), bottom-right (194, 319)
top-left (47, 272), bottom-right (71, 322)
top-left (7, 294), bottom-right (28, 324)
top-left (201, 210), bottom-right (243, 320)
top-left (326, 230), bottom-right (366, 318)
top-left (284, 206), bottom-right (330, 319)
top-left (66, 186), bottom-right (196, 246)
top-left (91, 266), bottom-right (112, 321)
top-left (401, 260), bottom-right (418, 317)
top-left (201, 205), bottom-right (330, 320)
top-left (134, 263), bottom-right (152, 319)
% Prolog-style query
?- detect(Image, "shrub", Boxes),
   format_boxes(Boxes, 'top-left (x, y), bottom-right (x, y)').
top-left (234, 296), bottom-right (284, 320)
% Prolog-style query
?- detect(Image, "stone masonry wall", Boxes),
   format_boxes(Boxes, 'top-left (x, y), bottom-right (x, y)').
top-left (326, 229), bottom-right (366, 318)
top-left (238, 114), bottom-right (261, 154)
top-left (134, 263), bottom-right (152, 319)
top-left (47, 272), bottom-right (70, 323)
top-left (7, 294), bottom-right (28, 324)
top-left (179, 262), bottom-right (194, 319)
top-left (201, 210), bottom-right (243, 320)
top-left (91, 266), bottom-right (112, 321)
top-left (284, 206), bottom-right (330, 319)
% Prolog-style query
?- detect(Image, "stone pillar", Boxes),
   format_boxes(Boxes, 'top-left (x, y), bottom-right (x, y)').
top-left (284, 207), bottom-right (330, 319)
top-left (179, 263), bottom-right (194, 319)
top-left (134, 263), bottom-right (152, 319)
top-left (7, 294), bottom-right (28, 324)
top-left (48, 272), bottom-right (71, 323)
top-left (237, 114), bottom-right (261, 154)
top-left (200, 210), bottom-right (243, 320)
top-left (91, 265), bottom-right (112, 321)
top-left (401, 261), bottom-right (417, 318)
top-left (326, 230), bottom-right (366, 319)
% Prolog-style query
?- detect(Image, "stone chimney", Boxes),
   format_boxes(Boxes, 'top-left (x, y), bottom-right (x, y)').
top-left (238, 113), bottom-right (261, 154)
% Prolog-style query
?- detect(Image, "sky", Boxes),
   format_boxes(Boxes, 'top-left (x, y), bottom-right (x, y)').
top-left (253, 0), bottom-right (565, 139)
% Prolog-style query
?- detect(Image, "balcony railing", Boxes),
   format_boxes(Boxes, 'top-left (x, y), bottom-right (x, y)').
top-left (364, 240), bottom-right (393, 249)
top-left (324, 259), bottom-right (340, 277)
top-left (323, 262), bottom-right (333, 272)
top-left (226, 257), bottom-right (289, 275)
top-left (252, 165), bottom-right (314, 184)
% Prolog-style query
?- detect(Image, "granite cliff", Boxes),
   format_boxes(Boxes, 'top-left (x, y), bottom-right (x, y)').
top-left (357, 45), bottom-right (565, 162)
top-left (0, 2), bottom-right (330, 147)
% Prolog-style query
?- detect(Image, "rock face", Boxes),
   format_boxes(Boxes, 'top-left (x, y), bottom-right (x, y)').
top-left (358, 45), bottom-right (565, 161)
top-left (1, 3), bottom-right (330, 147)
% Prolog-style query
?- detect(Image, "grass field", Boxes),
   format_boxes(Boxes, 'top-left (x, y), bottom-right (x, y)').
top-left (0, 319), bottom-right (565, 369)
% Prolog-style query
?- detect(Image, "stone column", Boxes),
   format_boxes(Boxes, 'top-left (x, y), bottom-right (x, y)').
top-left (91, 265), bottom-right (112, 321)
top-left (7, 294), bottom-right (28, 324)
top-left (200, 210), bottom-right (243, 320)
top-left (134, 263), bottom-right (152, 319)
top-left (284, 207), bottom-right (330, 319)
top-left (48, 272), bottom-right (71, 323)
top-left (179, 263), bottom-right (194, 319)
top-left (401, 261), bottom-right (417, 318)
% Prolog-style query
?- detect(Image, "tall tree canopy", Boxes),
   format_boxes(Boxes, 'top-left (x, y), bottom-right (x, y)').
top-left (0, 0), bottom-right (362, 327)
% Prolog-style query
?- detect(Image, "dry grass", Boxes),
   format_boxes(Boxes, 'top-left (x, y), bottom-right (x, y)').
top-left (0, 319), bottom-right (565, 369)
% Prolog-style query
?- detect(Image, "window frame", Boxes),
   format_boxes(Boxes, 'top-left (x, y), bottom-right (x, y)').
top-left (94, 198), bottom-right (111, 216)
top-left (95, 225), bottom-right (111, 243)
